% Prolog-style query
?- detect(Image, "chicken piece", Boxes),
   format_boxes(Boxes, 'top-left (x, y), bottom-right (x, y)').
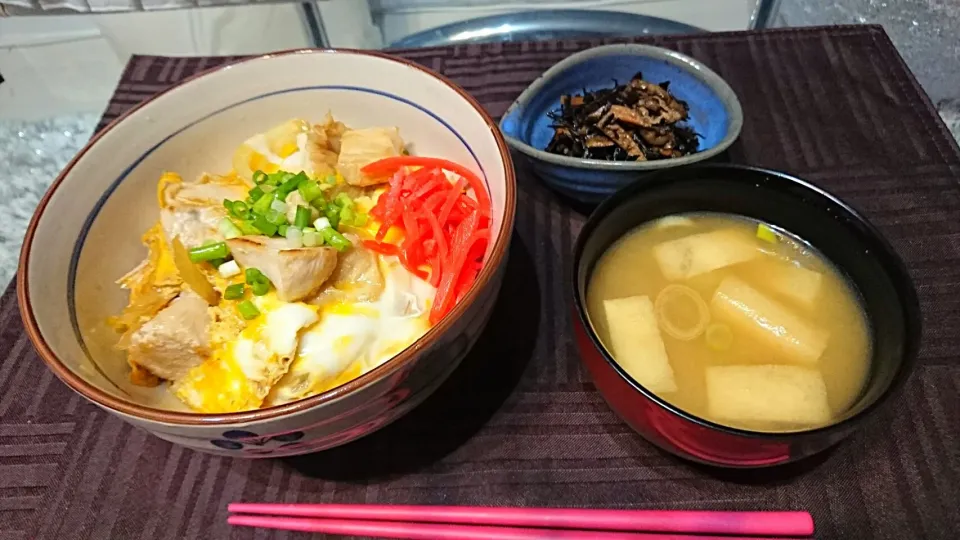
top-left (127, 290), bottom-right (211, 382)
top-left (336, 127), bottom-right (405, 186)
top-left (159, 173), bottom-right (248, 249)
top-left (310, 243), bottom-right (385, 307)
top-left (226, 236), bottom-right (338, 302)
top-left (159, 207), bottom-right (223, 250)
top-left (308, 113), bottom-right (348, 179)
top-left (163, 176), bottom-right (249, 208)
top-left (110, 223), bottom-right (184, 352)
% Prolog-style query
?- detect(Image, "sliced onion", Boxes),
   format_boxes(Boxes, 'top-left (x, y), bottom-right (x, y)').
top-left (171, 237), bottom-right (219, 305)
top-left (654, 284), bottom-right (709, 341)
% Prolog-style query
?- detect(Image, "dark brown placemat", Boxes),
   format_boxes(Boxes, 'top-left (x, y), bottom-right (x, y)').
top-left (3, 25), bottom-right (959, 540)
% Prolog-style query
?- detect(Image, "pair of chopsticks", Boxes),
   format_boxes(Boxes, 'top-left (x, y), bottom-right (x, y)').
top-left (228, 503), bottom-right (814, 539)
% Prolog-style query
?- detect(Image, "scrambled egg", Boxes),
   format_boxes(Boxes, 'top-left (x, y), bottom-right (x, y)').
top-left (233, 119), bottom-right (313, 182)
top-left (172, 257), bottom-right (434, 413)
top-left (265, 256), bottom-right (434, 406)
top-left (173, 295), bottom-right (319, 412)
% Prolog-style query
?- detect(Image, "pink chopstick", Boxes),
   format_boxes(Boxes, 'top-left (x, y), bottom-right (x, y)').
top-left (227, 515), bottom-right (798, 540)
top-left (228, 503), bottom-right (814, 537)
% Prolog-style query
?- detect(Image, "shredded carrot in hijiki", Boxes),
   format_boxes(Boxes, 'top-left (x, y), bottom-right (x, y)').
top-left (360, 156), bottom-right (491, 324)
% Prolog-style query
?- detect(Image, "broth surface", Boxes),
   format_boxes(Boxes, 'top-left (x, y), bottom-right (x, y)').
top-left (587, 213), bottom-right (871, 432)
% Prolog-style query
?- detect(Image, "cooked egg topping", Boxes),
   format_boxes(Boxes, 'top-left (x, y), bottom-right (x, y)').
top-left (266, 256), bottom-right (434, 405)
top-left (172, 257), bottom-right (433, 413)
top-left (174, 295), bottom-right (318, 412)
top-left (233, 119), bottom-right (314, 181)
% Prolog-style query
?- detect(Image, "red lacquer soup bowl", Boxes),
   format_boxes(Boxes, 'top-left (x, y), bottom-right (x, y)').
top-left (571, 163), bottom-right (921, 468)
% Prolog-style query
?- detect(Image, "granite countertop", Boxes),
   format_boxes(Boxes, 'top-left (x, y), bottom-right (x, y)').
top-left (1, 114), bottom-right (98, 285)
top-left (2, 1), bottom-right (959, 286)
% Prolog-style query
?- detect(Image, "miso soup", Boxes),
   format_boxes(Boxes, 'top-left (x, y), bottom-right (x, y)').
top-left (587, 213), bottom-right (871, 432)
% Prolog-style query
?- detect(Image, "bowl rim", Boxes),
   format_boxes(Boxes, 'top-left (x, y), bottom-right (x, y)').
top-left (17, 47), bottom-right (517, 426)
top-left (572, 162), bottom-right (922, 440)
top-left (498, 43), bottom-right (744, 171)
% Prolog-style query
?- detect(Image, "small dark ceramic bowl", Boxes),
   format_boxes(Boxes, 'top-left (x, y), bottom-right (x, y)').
top-left (572, 163), bottom-right (921, 468)
top-left (500, 44), bottom-right (742, 203)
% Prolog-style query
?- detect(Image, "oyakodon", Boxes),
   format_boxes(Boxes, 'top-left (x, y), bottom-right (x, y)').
top-left (108, 115), bottom-right (492, 413)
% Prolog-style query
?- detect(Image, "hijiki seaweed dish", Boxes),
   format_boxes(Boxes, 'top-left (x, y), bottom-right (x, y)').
top-left (545, 72), bottom-right (699, 161)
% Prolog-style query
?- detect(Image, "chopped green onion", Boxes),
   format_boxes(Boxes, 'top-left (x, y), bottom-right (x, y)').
top-left (302, 228), bottom-right (321, 247)
top-left (224, 283), bottom-right (245, 300)
top-left (313, 217), bottom-right (331, 231)
top-left (260, 184), bottom-right (276, 193)
top-left (324, 205), bottom-right (340, 230)
top-left (340, 206), bottom-right (356, 226)
top-left (705, 323), bottom-right (734, 351)
top-left (219, 218), bottom-right (242, 239)
top-left (270, 199), bottom-right (287, 214)
top-left (277, 223), bottom-right (289, 237)
top-left (251, 281), bottom-right (270, 296)
top-left (298, 181), bottom-right (323, 204)
top-left (324, 175), bottom-right (337, 185)
top-left (321, 227), bottom-right (352, 252)
top-left (252, 215), bottom-right (278, 236)
top-left (237, 200), bottom-right (253, 220)
top-left (238, 300), bottom-right (260, 320)
top-left (218, 260), bottom-right (242, 278)
top-left (277, 171), bottom-right (308, 198)
top-left (245, 267), bottom-right (269, 284)
top-left (187, 241), bottom-right (229, 263)
top-left (286, 226), bottom-right (303, 249)
top-left (248, 186), bottom-right (265, 202)
top-left (264, 208), bottom-right (287, 226)
top-left (294, 206), bottom-right (312, 228)
top-left (245, 267), bottom-right (272, 295)
top-left (235, 219), bottom-right (260, 236)
top-left (224, 200), bottom-right (249, 220)
top-left (208, 257), bottom-right (227, 268)
top-left (252, 191), bottom-right (277, 215)
top-left (353, 212), bottom-right (369, 227)
top-left (252, 170), bottom-right (268, 185)
top-left (311, 192), bottom-right (328, 211)
top-left (335, 192), bottom-right (354, 209)
top-left (264, 172), bottom-right (287, 186)
top-left (757, 223), bottom-right (779, 243)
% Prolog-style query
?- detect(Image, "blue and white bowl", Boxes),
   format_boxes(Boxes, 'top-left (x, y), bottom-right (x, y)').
top-left (18, 49), bottom-right (516, 458)
top-left (500, 43), bottom-right (743, 203)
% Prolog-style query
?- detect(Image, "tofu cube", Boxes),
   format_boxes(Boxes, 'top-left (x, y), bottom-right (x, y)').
top-left (706, 364), bottom-right (832, 428)
top-left (602, 295), bottom-right (677, 393)
top-left (711, 276), bottom-right (829, 365)
top-left (653, 229), bottom-right (759, 282)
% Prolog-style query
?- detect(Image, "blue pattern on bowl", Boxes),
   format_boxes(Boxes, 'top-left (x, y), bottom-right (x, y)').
top-left (500, 44), bottom-right (743, 203)
top-left (210, 429), bottom-right (306, 454)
